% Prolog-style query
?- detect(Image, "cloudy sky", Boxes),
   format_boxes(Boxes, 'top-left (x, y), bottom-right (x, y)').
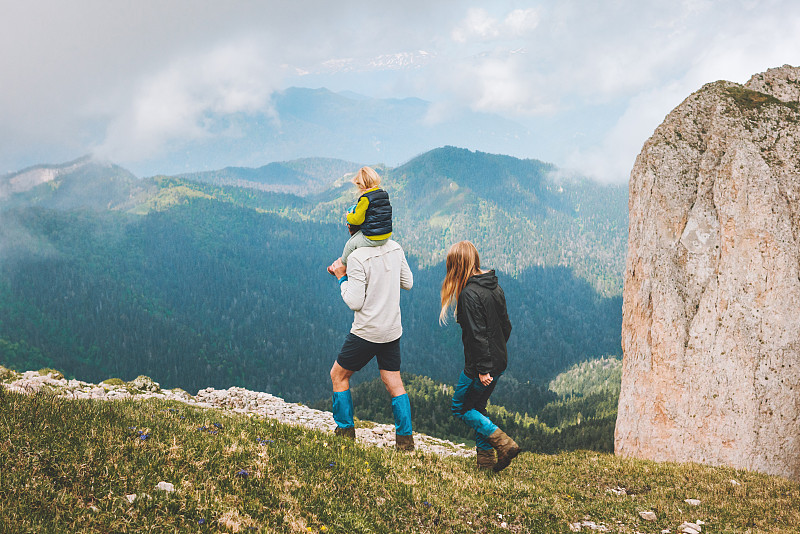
top-left (2, 0), bottom-right (799, 182)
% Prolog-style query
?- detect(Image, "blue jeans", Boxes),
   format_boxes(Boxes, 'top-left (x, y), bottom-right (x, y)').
top-left (451, 371), bottom-right (500, 451)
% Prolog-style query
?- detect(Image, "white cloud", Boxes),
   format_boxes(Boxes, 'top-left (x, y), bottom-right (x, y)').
top-left (451, 7), bottom-right (540, 43)
top-left (564, 1), bottom-right (800, 182)
top-left (0, 0), bottom-right (462, 171)
top-left (2, 0), bottom-right (800, 181)
top-left (504, 9), bottom-right (541, 36)
top-left (567, 82), bottom-right (689, 183)
top-left (471, 55), bottom-right (549, 114)
top-left (452, 8), bottom-right (500, 43)
top-left (95, 41), bottom-right (280, 163)
top-left (433, 0), bottom-right (800, 182)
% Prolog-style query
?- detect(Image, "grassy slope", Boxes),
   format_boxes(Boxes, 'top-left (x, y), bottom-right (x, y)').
top-left (2, 388), bottom-right (797, 533)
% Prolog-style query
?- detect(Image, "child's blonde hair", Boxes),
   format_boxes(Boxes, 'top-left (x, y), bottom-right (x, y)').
top-left (352, 166), bottom-right (381, 191)
top-left (439, 241), bottom-right (481, 324)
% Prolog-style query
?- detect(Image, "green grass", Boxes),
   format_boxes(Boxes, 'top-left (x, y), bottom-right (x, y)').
top-left (1, 387), bottom-right (798, 533)
top-left (724, 86), bottom-right (799, 113)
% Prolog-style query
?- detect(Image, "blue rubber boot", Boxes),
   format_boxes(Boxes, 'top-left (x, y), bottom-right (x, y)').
top-left (391, 393), bottom-right (414, 450)
top-left (391, 393), bottom-right (413, 435)
top-left (332, 390), bottom-right (355, 438)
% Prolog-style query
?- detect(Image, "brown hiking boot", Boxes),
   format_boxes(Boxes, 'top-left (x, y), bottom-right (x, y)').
top-left (487, 429), bottom-right (520, 472)
top-left (476, 449), bottom-right (496, 470)
top-left (395, 434), bottom-right (415, 451)
top-left (334, 427), bottom-right (356, 439)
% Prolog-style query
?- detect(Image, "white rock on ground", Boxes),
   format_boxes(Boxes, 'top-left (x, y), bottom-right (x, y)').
top-left (639, 511), bottom-right (658, 522)
top-left (2, 371), bottom-right (474, 458)
top-left (568, 520), bottom-right (610, 532)
top-left (678, 522), bottom-right (702, 534)
top-left (156, 482), bottom-right (175, 492)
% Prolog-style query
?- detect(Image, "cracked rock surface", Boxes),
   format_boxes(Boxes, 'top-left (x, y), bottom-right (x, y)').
top-left (616, 65), bottom-right (800, 479)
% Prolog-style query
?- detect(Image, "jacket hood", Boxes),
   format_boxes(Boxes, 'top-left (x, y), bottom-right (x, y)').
top-left (467, 270), bottom-right (498, 290)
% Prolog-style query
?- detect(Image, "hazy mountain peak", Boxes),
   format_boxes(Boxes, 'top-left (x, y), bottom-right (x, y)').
top-left (0, 156), bottom-right (145, 211)
top-left (0, 156), bottom-right (97, 199)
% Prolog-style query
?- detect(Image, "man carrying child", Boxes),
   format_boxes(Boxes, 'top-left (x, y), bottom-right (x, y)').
top-left (327, 167), bottom-right (415, 450)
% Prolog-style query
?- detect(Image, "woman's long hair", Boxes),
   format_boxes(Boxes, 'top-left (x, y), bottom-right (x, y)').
top-left (439, 241), bottom-right (480, 324)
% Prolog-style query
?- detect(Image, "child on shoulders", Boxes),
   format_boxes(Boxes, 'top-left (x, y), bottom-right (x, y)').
top-left (333, 166), bottom-right (393, 271)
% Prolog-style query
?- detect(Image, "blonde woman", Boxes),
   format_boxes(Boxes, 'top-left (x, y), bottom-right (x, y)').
top-left (440, 241), bottom-right (520, 472)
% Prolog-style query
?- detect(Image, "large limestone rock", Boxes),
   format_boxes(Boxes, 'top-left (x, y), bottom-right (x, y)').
top-left (615, 65), bottom-right (800, 479)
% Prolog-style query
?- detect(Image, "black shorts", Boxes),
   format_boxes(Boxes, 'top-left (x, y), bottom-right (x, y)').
top-left (336, 333), bottom-right (402, 372)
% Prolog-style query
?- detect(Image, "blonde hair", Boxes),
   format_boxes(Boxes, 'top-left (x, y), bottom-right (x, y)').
top-left (439, 241), bottom-right (481, 324)
top-left (352, 166), bottom-right (381, 191)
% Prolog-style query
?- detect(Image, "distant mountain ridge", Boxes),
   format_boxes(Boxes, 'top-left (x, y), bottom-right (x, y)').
top-left (172, 158), bottom-right (363, 196)
top-left (127, 87), bottom-right (538, 176)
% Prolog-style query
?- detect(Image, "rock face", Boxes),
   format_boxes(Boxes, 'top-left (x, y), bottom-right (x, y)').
top-left (615, 65), bottom-right (800, 479)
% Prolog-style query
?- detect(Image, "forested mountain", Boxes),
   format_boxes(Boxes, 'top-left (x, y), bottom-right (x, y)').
top-left (389, 147), bottom-right (627, 295)
top-left (172, 158), bottom-right (363, 196)
top-left (0, 150), bottom-right (625, 406)
top-left (243, 147), bottom-right (627, 295)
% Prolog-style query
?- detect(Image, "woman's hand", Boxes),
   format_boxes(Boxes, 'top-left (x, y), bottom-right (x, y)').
top-left (478, 373), bottom-right (493, 386)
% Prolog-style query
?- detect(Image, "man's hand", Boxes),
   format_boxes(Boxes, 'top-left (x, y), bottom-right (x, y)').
top-left (478, 373), bottom-right (493, 386)
top-left (330, 258), bottom-right (347, 279)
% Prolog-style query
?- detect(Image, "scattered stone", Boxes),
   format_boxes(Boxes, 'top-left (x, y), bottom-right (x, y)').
top-left (89, 505), bottom-right (99, 513)
top-left (606, 487), bottom-right (627, 496)
top-left (6, 370), bottom-right (68, 394)
top-left (568, 520), bottom-right (610, 532)
top-left (1, 372), bottom-right (474, 458)
top-left (730, 479), bottom-right (741, 486)
top-left (678, 522), bottom-right (702, 534)
top-left (639, 511), bottom-right (658, 522)
top-left (129, 375), bottom-right (161, 393)
top-left (170, 388), bottom-right (192, 401)
top-left (684, 498), bottom-right (701, 506)
top-left (125, 494), bottom-right (136, 504)
top-left (156, 481), bottom-right (175, 492)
